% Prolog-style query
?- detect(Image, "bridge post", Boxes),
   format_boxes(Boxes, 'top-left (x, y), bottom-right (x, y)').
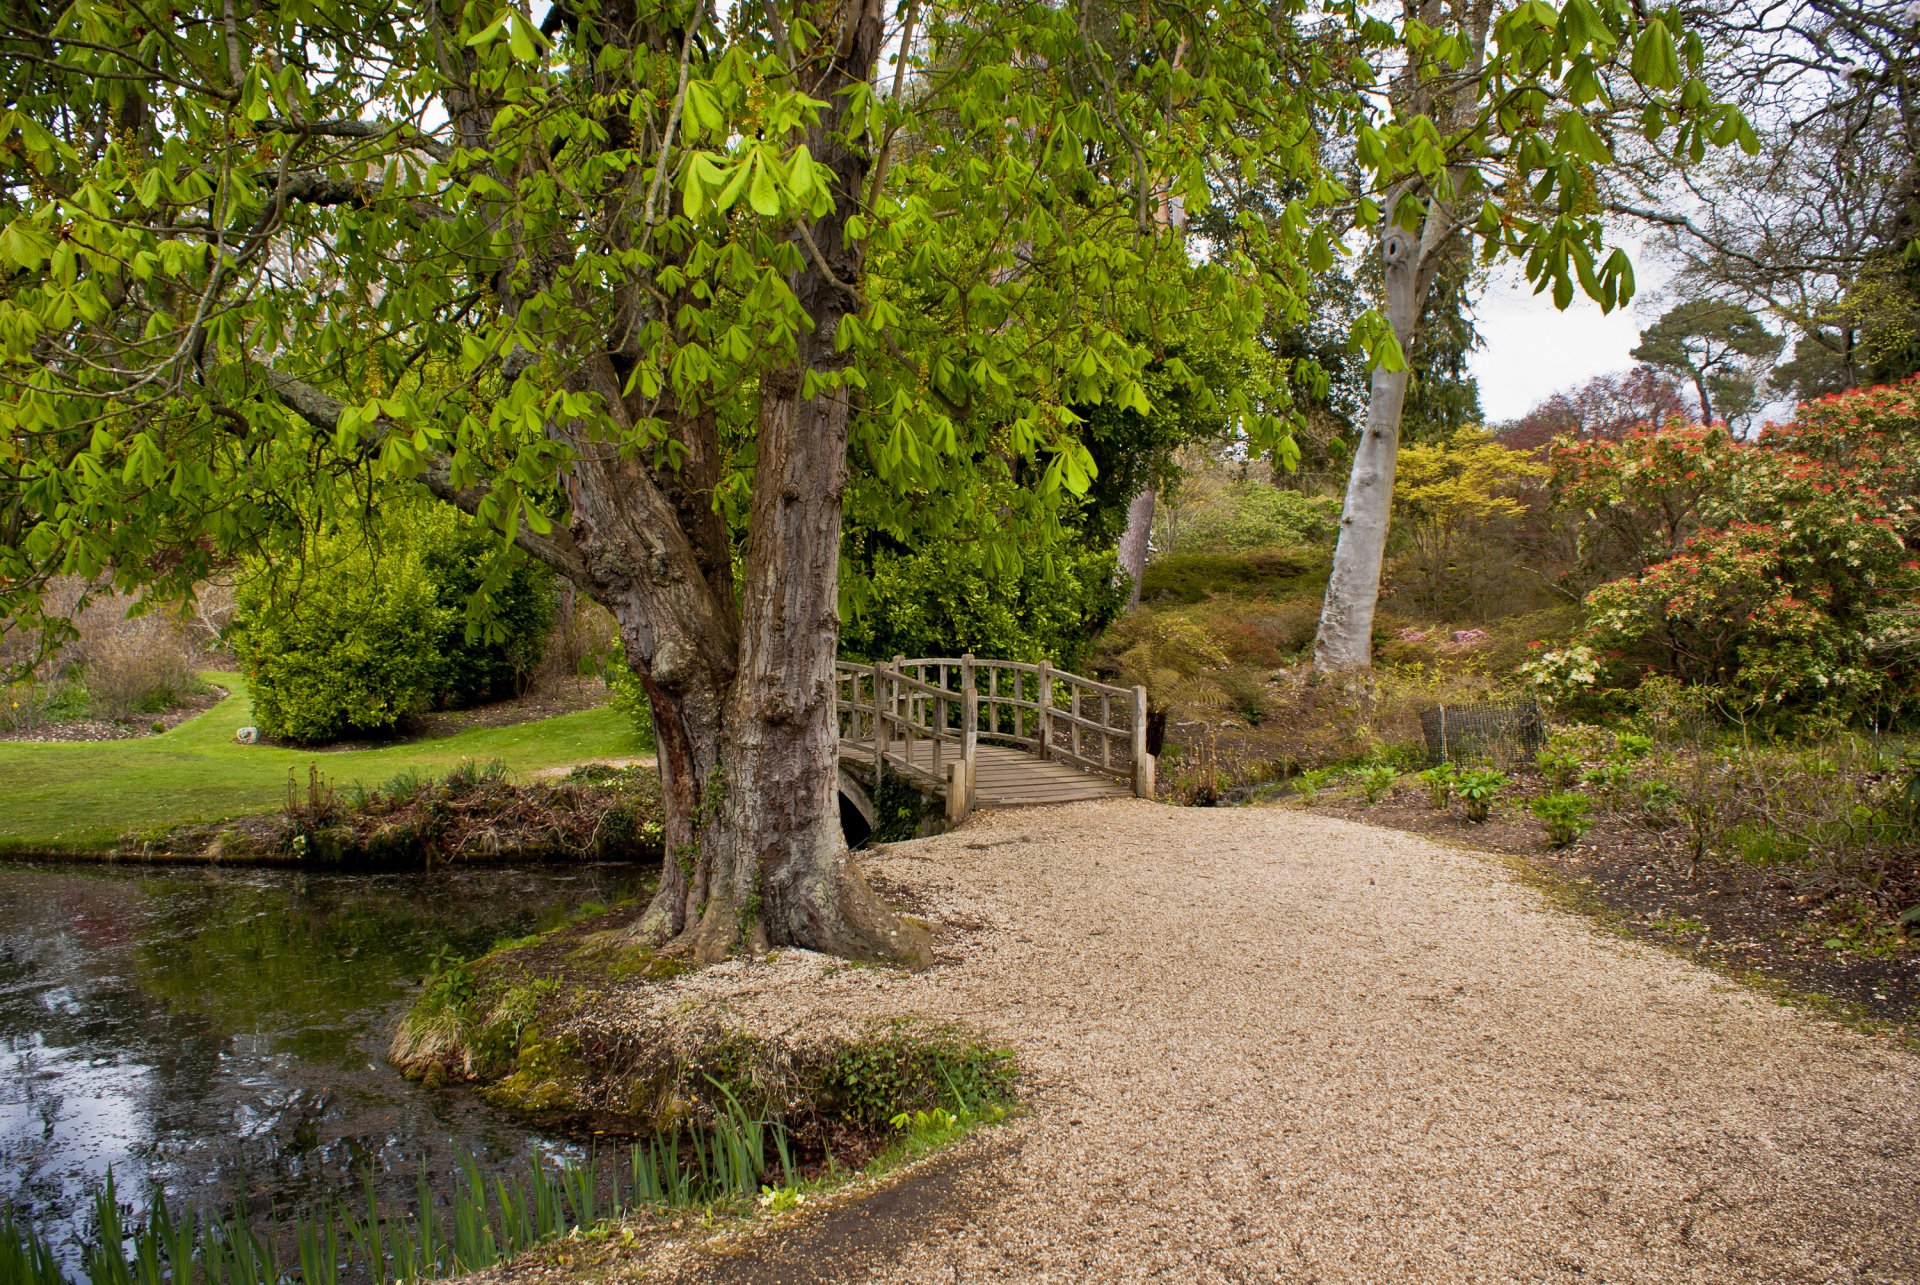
top-left (1131, 684), bottom-right (1155, 799)
top-left (946, 759), bottom-right (970, 824)
top-left (1036, 660), bottom-right (1053, 759)
top-left (871, 660), bottom-right (887, 786)
top-left (960, 653), bottom-right (978, 763)
top-left (894, 654), bottom-right (910, 776)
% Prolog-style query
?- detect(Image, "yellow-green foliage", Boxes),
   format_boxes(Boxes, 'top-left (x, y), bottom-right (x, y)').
top-left (1160, 477), bottom-right (1339, 554)
top-left (1392, 427), bottom-right (1547, 617)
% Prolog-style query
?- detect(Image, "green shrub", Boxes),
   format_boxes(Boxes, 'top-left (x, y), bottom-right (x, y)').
top-left (1452, 768), bottom-right (1508, 823)
top-left (1416, 763), bottom-right (1457, 808)
top-left (1351, 762), bottom-right (1399, 803)
top-left (1533, 747), bottom-right (1582, 790)
top-left (1612, 731), bottom-right (1653, 759)
top-left (818, 1025), bottom-right (1018, 1131)
top-left (231, 507), bottom-right (557, 744)
top-left (233, 538), bottom-right (444, 743)
top-left (841, 541), bottom-right (1123, 669)
top-left (1581, 761), bottom-right (1634, 803)
top-left (1529, 792), bottom-right (1594, 846)
top-left (1291, 766), bottom-right (1337, 804)
top-left (421, 512), bottom-right (557, 706)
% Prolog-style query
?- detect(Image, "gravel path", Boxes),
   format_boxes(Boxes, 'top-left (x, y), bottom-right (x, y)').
top-left (646, 800), bottom-right (1920, 1284)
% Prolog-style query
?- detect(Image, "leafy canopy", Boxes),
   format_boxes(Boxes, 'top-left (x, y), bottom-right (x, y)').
top-left (0, 0), bottom-right (1749, 656)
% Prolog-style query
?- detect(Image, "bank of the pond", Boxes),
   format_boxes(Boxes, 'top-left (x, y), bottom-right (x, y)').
top-left (0, 860), bottom-right (654, 1262)
top-left (387, 907), bottom-right (1018, 1152)
top-left (0, 858), bottom-right (1017, 1285)
top-left (110, 762), bottom-right (665, 867)
top-left (0, 672), bottom-right (649, 856)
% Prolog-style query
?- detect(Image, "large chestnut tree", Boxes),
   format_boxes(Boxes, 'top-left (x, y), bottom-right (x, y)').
top-left (0, 0), bottom-right (1336, 961)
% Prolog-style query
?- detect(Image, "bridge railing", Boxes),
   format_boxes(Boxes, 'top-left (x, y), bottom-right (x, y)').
top-left (835, 654), bottom-right (1154, 820)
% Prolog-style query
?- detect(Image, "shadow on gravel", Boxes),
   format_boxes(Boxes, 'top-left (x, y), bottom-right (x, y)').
top-left (672, 1137), bottom-right (1018, 1284)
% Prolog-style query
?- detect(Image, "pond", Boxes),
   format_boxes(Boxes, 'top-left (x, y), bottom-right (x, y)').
top-left (0, 860), bottom-right (650, 1259)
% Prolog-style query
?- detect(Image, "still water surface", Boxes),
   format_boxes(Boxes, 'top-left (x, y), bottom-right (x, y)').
top-left (0, 861), bottom-right (647, 1254)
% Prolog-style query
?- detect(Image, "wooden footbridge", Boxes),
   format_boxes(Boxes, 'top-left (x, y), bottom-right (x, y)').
top-left (836, 655), bottom-right (1154, 821)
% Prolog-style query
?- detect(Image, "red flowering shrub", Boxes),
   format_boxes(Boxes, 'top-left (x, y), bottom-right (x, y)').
top-left (1528, 376), bottom-right (1920, 723)
top-left (1548, 425), bottom-right (1744, 576)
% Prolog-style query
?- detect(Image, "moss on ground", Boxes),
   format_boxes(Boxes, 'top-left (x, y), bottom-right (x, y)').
top-left (390, 913), bottom-right (1018, 1147)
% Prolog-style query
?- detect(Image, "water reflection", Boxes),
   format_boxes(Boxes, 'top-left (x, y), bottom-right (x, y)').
top-left (0, 861), bottom-right (647, 1253)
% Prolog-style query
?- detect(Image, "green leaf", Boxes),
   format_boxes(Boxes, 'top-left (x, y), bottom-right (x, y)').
top-left (748, 154), bottom-right (781, 217)
top-left (465, 12), bottom-right (510, 47)
top-left (1630, 21), bottom-right (1679, 91)
top-left (507, 17), bottom-right (537, 62)
top-left (716, 156), bottom-right (753, 211)
top-left (1552, 270), bottom-right (1574, 309)
top-left (685, 81), bottom-right (724, 136)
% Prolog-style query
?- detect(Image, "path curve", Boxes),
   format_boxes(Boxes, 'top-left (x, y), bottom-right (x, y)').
top-left (656, 800), bottom-right (1920, 1283)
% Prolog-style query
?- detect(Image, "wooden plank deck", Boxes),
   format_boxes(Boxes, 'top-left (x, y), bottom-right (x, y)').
top-left (839, 740), bottom-right (1128, 808)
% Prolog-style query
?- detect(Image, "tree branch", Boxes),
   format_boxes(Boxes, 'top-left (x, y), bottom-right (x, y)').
top-left (257, 117), bottom-right (452, 163)
top-left (262, 368), bottom-right (591, 583)
top-left (273, 172), bottom-right (454, 223)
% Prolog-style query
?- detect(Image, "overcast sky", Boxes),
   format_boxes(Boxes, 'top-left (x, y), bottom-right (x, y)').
top-left (1468, 253), bottom-right (1666, 424)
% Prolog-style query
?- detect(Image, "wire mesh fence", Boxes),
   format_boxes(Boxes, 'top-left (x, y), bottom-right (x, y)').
top-left (1419, 697), bottom-right (1546, 767)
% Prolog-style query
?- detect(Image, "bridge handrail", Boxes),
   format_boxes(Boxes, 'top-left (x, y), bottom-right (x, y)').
top-left (835, 653), bottom-right (1154, 821)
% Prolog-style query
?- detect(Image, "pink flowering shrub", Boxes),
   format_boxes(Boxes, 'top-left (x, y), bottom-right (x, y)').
top-left (1526, 376), bottom-right (1920, 723)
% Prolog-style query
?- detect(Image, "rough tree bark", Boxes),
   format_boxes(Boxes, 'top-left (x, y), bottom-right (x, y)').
top-left (1117, 488), bottom-right (1155, 609)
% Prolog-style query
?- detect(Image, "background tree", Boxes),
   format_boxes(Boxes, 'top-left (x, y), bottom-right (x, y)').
top-left (1499, 366), bottom-right (1692, 448)
top-left (1615, 0), bottom-right (1918, 398)
top-left (1630, 299), bottom-right (1781, 432)
top-left (0, 0), bottom-right (1326, 961)
top-left (1392, 426), bottom-right (1545, 615)
top-left (1310, 0), bottom-right (1756, 669)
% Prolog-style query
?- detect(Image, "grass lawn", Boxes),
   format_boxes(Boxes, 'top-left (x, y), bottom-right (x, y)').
top-left (0, 672), bottom-right (650, 853)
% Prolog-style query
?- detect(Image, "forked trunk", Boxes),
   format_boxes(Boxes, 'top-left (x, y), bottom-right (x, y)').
top-left (1314, 216), bottom-right (1427, 670)
top-left (629, 641), bottom-right (927, 966)
top-left (613, 0), bottom-right (928, 968)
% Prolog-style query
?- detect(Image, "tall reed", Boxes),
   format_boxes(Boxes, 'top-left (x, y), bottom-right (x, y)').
top-left (1, 1095), bottom-right (797, 1285)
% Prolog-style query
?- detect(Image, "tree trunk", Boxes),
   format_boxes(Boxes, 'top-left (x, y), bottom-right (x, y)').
top-left (1117, 487), bottom-right (1155, 609)
top-left (1692, 372), bottom-right (1715, 429)
top-left (613, 0), bottom-right (929, 968)
top-left (1314, 218), bottom-right (1426, 670)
